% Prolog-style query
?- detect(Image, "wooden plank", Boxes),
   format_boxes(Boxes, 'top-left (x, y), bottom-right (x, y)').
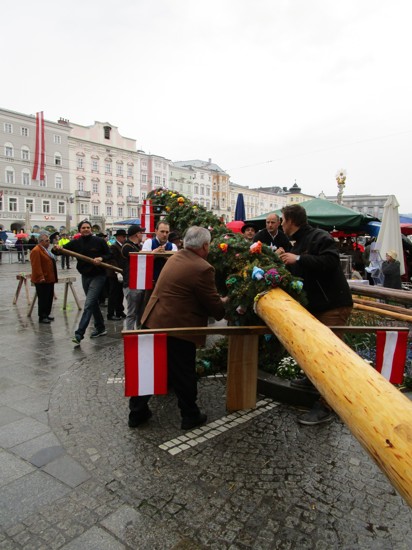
top-left (226, 335), bottom-right (259, 411)
top-left (349, 281), bottom-right (412, 305)
top-left (354, 303), bottom-right (412, 322)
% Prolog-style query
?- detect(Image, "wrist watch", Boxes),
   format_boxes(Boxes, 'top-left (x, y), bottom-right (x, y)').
top-left (296, 255), bottom-right (301, 261)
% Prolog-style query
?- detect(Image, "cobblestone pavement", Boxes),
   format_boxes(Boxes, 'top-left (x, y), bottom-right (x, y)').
top-left (0, 258), bottom-right (411, 549)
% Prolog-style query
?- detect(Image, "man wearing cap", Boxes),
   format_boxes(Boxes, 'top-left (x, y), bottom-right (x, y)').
top-left (121, 225), bottom-right (146, 330)
top-left (382, 250), bottom-right (402, 289)
top-left (241, 223), bottom-right (257, 241)
top-left (253, 213), bottom-right (291, 252)
top-left (58, 233), bottom-right (71, 269)
top-left (107, 229), bottom-right (127, 320)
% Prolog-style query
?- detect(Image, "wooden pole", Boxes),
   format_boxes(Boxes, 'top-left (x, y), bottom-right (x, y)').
top-left (57, 248), bottom-right (123, 273)
top-left (353, 303), bottom-right (412, 323)
top-left (255, 287), bottom-right (412, 507)
top-left (353, 297), bottom-right (412, 318)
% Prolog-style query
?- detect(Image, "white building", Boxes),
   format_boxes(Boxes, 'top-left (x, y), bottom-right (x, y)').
top-left (0, 108), bottom-right (71, 232)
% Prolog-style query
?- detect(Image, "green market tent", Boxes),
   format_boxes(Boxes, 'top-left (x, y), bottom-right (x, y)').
top-left (246, 197), bottom-right (378, 232)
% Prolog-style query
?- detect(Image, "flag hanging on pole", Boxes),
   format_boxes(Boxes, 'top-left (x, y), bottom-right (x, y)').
top-left (141, 199), bottom-right (155, 232)
top-left (32, 112), bottom-right (45, 182)
top-left (375, 331), bottom-right (408, 384)
top-left (123, 333), bottom-right (168, 396)
top-left (129, 253), bottom-right (154, 289)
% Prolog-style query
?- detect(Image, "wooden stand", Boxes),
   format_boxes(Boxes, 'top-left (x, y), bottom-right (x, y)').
top-left (27, 276), bottom-right (82, 317)
top-left (13, 274), bottom-right (32, 305)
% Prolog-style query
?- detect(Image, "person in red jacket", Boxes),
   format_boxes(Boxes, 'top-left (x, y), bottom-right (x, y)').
top-left (30, 233), bottom-right (58, 324)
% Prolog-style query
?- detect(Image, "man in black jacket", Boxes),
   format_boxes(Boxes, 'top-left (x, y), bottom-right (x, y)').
top-left (55, 220), bottom-right (111, 346)
top-left (279, 204), bottom-right (353, 425)
top-left (253, 213), bottom-right (291, 252)
top-left (121, 225), bottom-right (146, 330)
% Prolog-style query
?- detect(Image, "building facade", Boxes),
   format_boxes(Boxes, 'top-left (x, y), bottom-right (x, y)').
top-left (0, 108), bottom-right (71, 232)
top-left (325, 193), bottom-right (388, 220)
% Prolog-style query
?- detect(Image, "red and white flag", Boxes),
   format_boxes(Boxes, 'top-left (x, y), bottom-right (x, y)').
top-left (123, 333), bottom-right (168, 396)
top-left (141, 200), bottom-right (155, 232)
top-left (32, 112), bottom-right (45, 181)
top-left (141, 199), bottom-right (152, 216)
top-left (129, 253), bottom-right (154, 289)
top-left (375, 330), bottom-right (408, 384)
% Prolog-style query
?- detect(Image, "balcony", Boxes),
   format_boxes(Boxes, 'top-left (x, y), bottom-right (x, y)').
top-left (75, 190), bottom-right (91, 199)
top-left (126, 196), bottom-right (140, 204)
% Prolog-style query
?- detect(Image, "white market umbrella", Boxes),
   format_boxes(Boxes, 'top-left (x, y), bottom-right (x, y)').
top-left (375, 195), bottom-right (405, 276)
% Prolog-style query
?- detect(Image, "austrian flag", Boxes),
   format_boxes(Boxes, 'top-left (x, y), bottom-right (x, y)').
top-left (123, 333), bottom-right (168, 396)
top-left (32, 112), bottom-right (45, 181)
top-left (375, 330), bottom-right (408, 384)
top-left (129, 253), bottom-right (154, 289)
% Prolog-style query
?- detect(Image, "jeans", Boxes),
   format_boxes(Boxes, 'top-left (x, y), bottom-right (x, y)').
top-left (75, 274), bottom-right (107, 339)
top-left (123, 287), bottom-right (145, 330)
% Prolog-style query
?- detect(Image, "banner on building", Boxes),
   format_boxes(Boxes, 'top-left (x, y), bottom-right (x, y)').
top-left (32, 112), bottom-right (45, 181)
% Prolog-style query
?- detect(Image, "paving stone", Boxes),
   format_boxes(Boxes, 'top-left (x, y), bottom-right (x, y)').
top-left (0, 405), bottom-right (25, 427)
top-left (41, 454), bottom-right (90, 488)
top-left (0, 448), bottom-right (35, 486)
top-left (60, 526), bottom-right (125, 549)
top-left (0, 470), bottom-right (70, 529)
top-left (11, 431), bottom-right (65, 467)
top-left (0, 417), bottom-right (50, 448)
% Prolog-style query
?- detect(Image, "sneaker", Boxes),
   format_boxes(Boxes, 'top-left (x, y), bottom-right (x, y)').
top-left (181, 412), bottom-right (207, 430)
top-left (298, 402), bottom-right (333, 426)
top-left (128, 409), bottom-right (152, 428)
top-left (290, 376), bottom-right (320, 394)
top-left (72, 336), bottom-right (81, 347)
top-left (90, 329), bottom-right (107, 338)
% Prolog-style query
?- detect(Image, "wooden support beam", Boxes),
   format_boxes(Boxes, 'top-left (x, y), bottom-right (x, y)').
top-left (226, 335), bottom-right (259, 411)
top-left (255, 287), bottom-right (412, 508)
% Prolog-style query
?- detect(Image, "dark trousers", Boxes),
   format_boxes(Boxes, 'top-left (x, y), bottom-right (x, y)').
top-left (61, 255), bottom-right (70, 269)
top-left (35, 283), bottom-right (54, 320)
top-left (107, 277), bottom-right (124, 317)
top-left (129, 337), bottom-right (199, 420)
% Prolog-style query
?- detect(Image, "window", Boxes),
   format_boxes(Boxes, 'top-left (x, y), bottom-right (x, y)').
top-left (53, 134), bottom-right (61, 144)
top-left (77, 180), bottom-right (84, 191)
top-left (92, 182), bottom-right (99, 194)
top-left (77, 157), bottom-right (84, 169)
top-left (92, 205), bottom-right (99, 216)
top-left (6, 168), bottom-right (15, 184)
top-left (141, 160), bottom-right (147, 167)
top-left (21, 127), bottom-right (29, 137)
top-left (127, 165), bottom-right (133, 178)
top-left (39, 178), bottom-right (46, 187)
top-left (54, 153), bottom-right (62, 166)
top-left (25, 199), bottom-right (34, 212)
top-left (117, 186), bottom-right (123, 197)
top-left (130, 207), bottom-right (137, 217)
top-left (128, 187), bottom-right (133, 196)
top-left (4, 123), bottom-right (12, 134)
top-left (118, 207), bottom-right (123, 217)
top-left (21, 147), bottom-right (30, 160)
top-left (9, 197), bottom-right (17, 211)
top-left (106, 184), bottom-right (112, 195)
top-left (22, 171), bottom-right (31, 186)
top-left (104, 126), bottom-right (111, 139)
top-left (5, 145), bottom-right (13, 158)
top-left (58, 201), bottom-right (65, 214)
top-left (154, 176), bottom-right (160, 185)
top-left (141, 174), bottom-right (147, 183)
top-left (42, 201), bottom-right (50, 214)
top-left (106, 206), bottom-right (112, 216)
top-left (116, 163), bottom-right (123, 177)
top-left (105, 162), bottom-right (111, 174)
top-left (55, 175), bottom-right (63, 189)
top-left (194, 185), bottom-right (199, 194)
top-left (92, 159), bottom-right (99, 172)
top-left (80, 203), bottom-right (88, 215)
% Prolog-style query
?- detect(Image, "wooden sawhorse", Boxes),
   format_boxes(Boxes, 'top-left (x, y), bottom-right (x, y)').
top-left (27, 276), bottom-right (82, 317)
top-left (13, 274), bottom-right (32, 306)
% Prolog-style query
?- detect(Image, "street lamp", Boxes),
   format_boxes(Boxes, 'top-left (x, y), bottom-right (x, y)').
top-left (336, 169), bottom-right (347, 205)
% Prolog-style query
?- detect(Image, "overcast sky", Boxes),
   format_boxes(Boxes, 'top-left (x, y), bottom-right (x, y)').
top-left (3, 0), bottom-right (412, 213)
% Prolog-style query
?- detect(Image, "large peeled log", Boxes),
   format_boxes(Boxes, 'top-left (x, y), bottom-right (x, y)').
top-left (255, 287), bottom-right (412, 507)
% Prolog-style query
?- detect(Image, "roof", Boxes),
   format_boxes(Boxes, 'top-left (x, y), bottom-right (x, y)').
top-left (173, 159), bottom-right (227, 174)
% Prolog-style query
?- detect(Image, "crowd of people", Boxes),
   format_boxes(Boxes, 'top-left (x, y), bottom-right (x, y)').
top-left (19, 208), bottom-right (408, 430)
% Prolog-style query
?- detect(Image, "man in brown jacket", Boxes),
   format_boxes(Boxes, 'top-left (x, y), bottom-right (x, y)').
top-left (30, 233), bottom-right (58, 324)
top-left (128, 226), bottom-right (227, 430)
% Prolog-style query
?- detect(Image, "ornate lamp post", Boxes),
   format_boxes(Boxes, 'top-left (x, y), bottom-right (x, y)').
top-left (336, 169), bottom-right (347, 205)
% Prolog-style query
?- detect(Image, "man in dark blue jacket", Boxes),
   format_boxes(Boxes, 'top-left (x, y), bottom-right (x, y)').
top-left (279, 204), bottom-right (353, 426)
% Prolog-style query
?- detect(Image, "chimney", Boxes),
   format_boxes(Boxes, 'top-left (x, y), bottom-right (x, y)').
top-left (58, 118), bottom-right (69, 125)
